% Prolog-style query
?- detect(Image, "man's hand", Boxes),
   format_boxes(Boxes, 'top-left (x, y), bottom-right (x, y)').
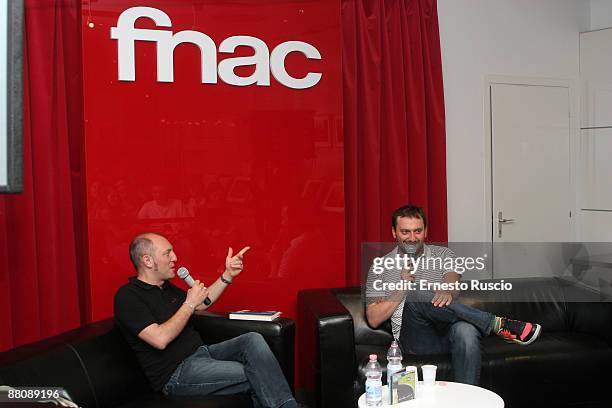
top-left (400, 269), bottom-right (415, 284)
top-left (432, 271), bottom-right (461, 307)
top-left (431, 290), bottom-right (453, 307)
top-left (185, 280), bottom-right (209, 306)
top-left (225, 246), bottom-right (251, 278)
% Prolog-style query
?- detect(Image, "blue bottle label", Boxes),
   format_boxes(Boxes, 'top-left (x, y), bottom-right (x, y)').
top-left (366, 381), bottom-right (382, 401)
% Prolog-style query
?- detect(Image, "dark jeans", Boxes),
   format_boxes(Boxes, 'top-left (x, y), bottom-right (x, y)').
top-left (398, 290), bottom-right (494, 385)
top-left (163, 332), bottom-right (295, 408)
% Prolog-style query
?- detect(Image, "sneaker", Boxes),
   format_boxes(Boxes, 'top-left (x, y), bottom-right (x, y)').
top-left (496, 317), bottom-right (541, 346)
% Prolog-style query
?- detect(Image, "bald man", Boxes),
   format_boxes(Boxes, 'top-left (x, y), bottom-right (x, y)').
top-left (114, 233), bottom-right (296, 408)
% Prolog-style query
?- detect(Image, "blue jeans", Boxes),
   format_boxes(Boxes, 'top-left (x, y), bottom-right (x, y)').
top-left (398, 290), bottom-right (494, 385)
top-left (163, 332), bottom-right (296, 408)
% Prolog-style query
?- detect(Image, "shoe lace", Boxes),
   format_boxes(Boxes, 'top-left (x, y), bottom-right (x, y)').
top-left (500, 318), bottom-right (524, 336)
top-left (498, 329), bottom-right (516, 340)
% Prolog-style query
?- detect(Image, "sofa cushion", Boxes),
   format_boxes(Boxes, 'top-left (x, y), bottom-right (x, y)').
top-left (482, 332), bottom-right (612, 407)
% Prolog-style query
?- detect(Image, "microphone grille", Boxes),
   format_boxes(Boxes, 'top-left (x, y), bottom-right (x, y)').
top-left (177, 267), bottom-right (189, 279)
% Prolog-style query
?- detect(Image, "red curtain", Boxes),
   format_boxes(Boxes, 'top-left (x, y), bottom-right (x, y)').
top-left (0, 0), bottom-right (84, 351)
top-left (343, 0), bottom-right (448, 286)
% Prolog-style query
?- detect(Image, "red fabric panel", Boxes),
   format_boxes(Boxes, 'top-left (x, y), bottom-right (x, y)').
top-left (343, 0), bottom-right (448, 286)
top-left (0, 0), bottom-right (82, 351)
top-left (61, 2), bottom-right (90, 323)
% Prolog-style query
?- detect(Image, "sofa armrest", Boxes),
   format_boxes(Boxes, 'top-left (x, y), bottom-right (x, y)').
top-left (191, 313), bottom-right (295, 390)
top-left (298, 289), bottom-right (357, 408)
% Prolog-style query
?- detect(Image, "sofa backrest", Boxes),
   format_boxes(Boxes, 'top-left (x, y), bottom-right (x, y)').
top-left (69, 324), bottom-right (152, 408)
top-left (333, 277), bottom-right (612, 346)
top-left (0, 345), bottom-right (97, 406)
top-left (460, 278), bottom-right (570, 332)
top-left (0, 334), bottom-right (98, 407)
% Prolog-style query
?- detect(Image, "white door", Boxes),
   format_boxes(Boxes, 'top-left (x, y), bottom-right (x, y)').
top-left (490, 83), bottom-right (573, 278)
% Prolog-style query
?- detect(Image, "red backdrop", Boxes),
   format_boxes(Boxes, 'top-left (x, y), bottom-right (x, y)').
top-left (1, 0), bottom-right (447, 356)
top-left (81, 0), bottom-right (344, 321)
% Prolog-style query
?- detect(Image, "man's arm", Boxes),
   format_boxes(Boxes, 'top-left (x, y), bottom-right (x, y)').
top-left (366, 298), bottom-right (403, 328)
top-left (193, 272), bottom-right (232, 313)
top-left (194, 246), bottom-right (251, 314)
top-left (366, 270), bottom-right (414, 328)
top-left (138, 280), bottom-right (209, 350)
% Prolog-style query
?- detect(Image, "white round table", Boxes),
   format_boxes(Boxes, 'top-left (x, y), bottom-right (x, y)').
top-left (357, 382), bottom-right (504, 408)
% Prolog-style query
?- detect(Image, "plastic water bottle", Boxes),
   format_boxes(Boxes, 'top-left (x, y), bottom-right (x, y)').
top-left (365, 354), bottom-right (382, 407)
top-left (386, 340), bottom-right (403, 403)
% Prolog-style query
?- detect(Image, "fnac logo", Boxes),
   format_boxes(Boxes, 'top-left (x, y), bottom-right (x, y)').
top-left (110, 7), bottom-right (322, 89)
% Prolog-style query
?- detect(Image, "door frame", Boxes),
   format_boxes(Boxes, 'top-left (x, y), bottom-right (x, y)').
top-left (483, 75), bottom-right (579, 252)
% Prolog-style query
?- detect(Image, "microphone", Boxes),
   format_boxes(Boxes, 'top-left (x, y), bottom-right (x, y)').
top-left (400, 242), bottom-right (418, 257)
top-left (177, 267), bottom-right (211, 305)
top-left (400, 242), bottom-right (419, 273)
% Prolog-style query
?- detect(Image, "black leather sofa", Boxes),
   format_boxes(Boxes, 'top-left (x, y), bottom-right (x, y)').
top-left (0, 313), bottom-right (295, 408)
top-left (298, 277), bottom-right (612, 408)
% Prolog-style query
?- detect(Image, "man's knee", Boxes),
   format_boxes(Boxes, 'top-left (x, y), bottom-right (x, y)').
top-left (239, 332), bottom-right (268, 350)
top-left (449, 322), bottom-right (480, 348)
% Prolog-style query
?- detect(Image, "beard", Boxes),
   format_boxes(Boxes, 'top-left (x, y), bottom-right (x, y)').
top-left (398, 240), bottom-right (424, 256)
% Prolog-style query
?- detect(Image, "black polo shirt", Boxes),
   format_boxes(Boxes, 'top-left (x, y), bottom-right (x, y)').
top-left (114, 277), bottom-right (203, 391)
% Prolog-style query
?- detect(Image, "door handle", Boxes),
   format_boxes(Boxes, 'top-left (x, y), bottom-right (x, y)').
top-left (497, 211), bottom-right (515, 238)
top-left (497, 211), bottom-right (515, 223)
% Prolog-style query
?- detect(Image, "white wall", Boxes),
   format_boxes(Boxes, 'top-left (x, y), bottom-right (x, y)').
top-left (438, 0), bottom-right (590, 241)
top-left (590, 0), bottom-right (612, 30)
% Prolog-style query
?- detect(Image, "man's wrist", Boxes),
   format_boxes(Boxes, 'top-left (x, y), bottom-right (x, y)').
top-left (221, 272), bottom-right (233, 285)
top-left (183, 301), bottom-right (196, 313)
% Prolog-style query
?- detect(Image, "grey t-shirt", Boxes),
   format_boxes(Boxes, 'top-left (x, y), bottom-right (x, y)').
top-left (365, 244), bottom-right (459, 339)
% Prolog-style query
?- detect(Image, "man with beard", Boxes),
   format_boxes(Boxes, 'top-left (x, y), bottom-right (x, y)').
top-left (365, 205), bottom-right (541, 385)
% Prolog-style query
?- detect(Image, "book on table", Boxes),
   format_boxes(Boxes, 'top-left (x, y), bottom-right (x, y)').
top-left (390, 369), bottom-right (417, 404)
top-left (228, 310), bottom-right (282, 321)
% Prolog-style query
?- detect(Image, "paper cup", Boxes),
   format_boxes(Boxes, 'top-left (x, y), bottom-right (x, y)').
top-left (421, 365), bottom-right (437, 386)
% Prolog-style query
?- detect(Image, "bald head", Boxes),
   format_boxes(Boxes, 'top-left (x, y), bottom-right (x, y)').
top-left (129, 232), bottom-right (161, 271)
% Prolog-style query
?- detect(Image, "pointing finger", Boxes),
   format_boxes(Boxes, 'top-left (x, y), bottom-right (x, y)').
top-left (237, 246), bottom-right (251, 257)
top-left (227, 247), bottom-right (233, 258)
